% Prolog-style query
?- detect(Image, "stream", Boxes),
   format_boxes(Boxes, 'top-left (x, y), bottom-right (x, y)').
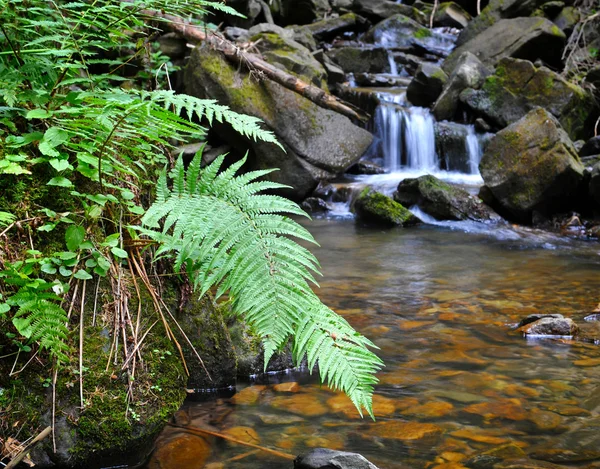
top-left (144, 219), bottom-right (600, 469)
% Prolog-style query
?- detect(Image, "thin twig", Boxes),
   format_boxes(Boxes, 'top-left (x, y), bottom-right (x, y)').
top-left (79, 280), bottom-right (86, 409)
top-left (430, 0), bottom-right (439, 28)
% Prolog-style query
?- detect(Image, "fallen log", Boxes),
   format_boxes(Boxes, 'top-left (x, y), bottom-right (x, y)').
top-left (142, 11), bottom-right (370, 123)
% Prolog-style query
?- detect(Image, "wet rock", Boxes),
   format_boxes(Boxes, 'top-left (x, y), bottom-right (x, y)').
top-left (517, 313), bottom-right (565, 328)
top-left (465, 445), bottom-right (526, 469)
top-left (157, 33), bottom-right (187, 59)
top-left (353, 0), bottom-right (427, 24)
top-left (403, 400), bottom-right (455, 419)
top-left (434, 2), bottom-right (471, 29)
top-left (443, 17), bottom-right (566, 74)
top-left (295, 448), bottom-right (380, 469)
top-left (230, 385), bottom-right (266, 405)
top-left (249, 26), bottom-right (328, 88)
top-left (407, 63), bottom-right (448, 107)
top-left (354, 73), bottom-right (412, 88)
top-left (461, 58), bottom-right (592, 140)
top-left (494, 458), bottom-right (576, 469)
top-left (224, 426), bottom-right (261, 444)
top-left (354, 188), bottom-right (420, 227)
top-left (304, 13), bottom-right (368, 40)
top-left (301, 197), bottom-right (331, 213)
top-left (433, 52), bottom-right (490, 122)
top-left (224, 26), bottom-right (250, 42)
top-left (273, 381), bottom-right (300, 392)
top-left (394, 175), bottom-right (498, 222)
top-left (259, 413), bottom-right (305, 425)
top-left (434, 121), bottom-right (478, 172)
top-left (326, 46), bottom-right (390, 74)
top-left (518, 317), bottom-right (579, 336)
top-left (456, 0), bottom-right (555, 47)
top-left (146, 433), bottom-right (211, 469)
top-left (528, 409), bottom-right (563, 432)
top-left (553, 7), bottom-right (581, 36)
top-left (272, 393), bottom-right (329, 416)
top-left (346, 160), bottom-right (387, 175)
top-left (185, 46), bottom-right (373, 200)
top-left (327, 393), bottom-right (396, 418)
top-left (479, 108), bottom-right (585, 222)
top-left (463, 399), bottom-right (528, 421)
top-left (475, 118), bottom-right (492, 133)
top-left (589, 162), bottom-right (600, 206)
top-left (530, 449), bottom-right (600, 463)
top-left (364, 14), bottom-right (436, 49)
top-left (451, 428), bottom-right (511, 445)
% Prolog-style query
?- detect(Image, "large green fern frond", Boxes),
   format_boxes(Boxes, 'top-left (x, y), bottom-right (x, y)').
top-left (139, 152), bottom-right (383, 417)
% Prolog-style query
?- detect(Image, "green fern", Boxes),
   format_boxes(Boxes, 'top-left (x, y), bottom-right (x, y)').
top-left (139, 152), bottom-right (383, 417)
top-left (8, 291), bottom-right (69, 363)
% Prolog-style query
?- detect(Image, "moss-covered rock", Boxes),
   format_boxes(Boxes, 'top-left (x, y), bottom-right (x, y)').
top-left (553, 6), bottom-right (581, 36)
top-left (434, 2), bottom-right (472, 29)
top-left (353, 0), bottom-right (428, 24)
top-left (393, 175), bottom-right (499, 222)
top-left (325, 46), bottom-right (390, 74)
top-left (479, 108), bottom-right (585, 222)
top-left (460, 57), bottom-right (594, 140)
top-left (184, 45), bottom-right (373, 200)
top-left (443, 17), bottom-right (566, 74)
top-left (364, 14), bottom-right (435, 48)
top-left (353, 188), bottom-right (420, 226)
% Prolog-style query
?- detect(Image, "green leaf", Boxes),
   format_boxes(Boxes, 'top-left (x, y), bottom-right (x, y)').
top-left (39, 127), bottom-right (69, 157)
top-left (59, 266), bottom-right (72, 277)
top-left (120, 189), bottom-right (135, 200)
top-left (65, 225), bottom-right (85, 251)
top-left (111, 247), bottom-right (128, 259)
top-left (47, 177), bottom-right (73, 187)
top-left (0, 303), bottom-right (11, 314)
top-left (38, 224), bottom-right (56, 232)
top-left (85, 259), bottom-right (97, 268)
top-left (49, 158), bottom-right (72, 172)
top-left (79, 241), bottom-right (94, 250)
top-left (26, 109), bottom-right (53, 119)
top-left (102, 233), bottom-right (120, 247)
top-left (87, 205), bottom-right (103, 219)
top-left (41, 263), bottom-right (58, 274)
top-left (74, 269), bottom-right (93, 280)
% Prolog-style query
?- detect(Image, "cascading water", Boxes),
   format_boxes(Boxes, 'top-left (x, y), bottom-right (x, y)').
top-left (465, 125), bottom-right (482, 174)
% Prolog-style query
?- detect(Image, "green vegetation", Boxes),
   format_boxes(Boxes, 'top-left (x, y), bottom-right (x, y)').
top-left (0, 2), bottom-right (382, 452)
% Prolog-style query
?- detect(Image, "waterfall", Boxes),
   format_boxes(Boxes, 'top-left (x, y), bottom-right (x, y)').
top-left (465, 125), bottom-right (482, 175)
top-left (404, 107), bottom-right (437, 171)
top-left (387, 52), bottom-right (398, 75)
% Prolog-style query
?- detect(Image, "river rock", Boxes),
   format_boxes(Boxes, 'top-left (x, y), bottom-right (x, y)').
top-left (249, 26), bottom-right (328, 88)
top-left (301, 197), bottom-right (331, 213)
top-left (517, 313), bottom-right (566, 328)
top-left (461, 57), bottom-right (591, 139)
top-left (304, 13), bottom-right (368, 40)
top-left (407, 63), bottom-right (448, 107)
top-left (529, 449), bottom-right (600, 463)
top-left (493, 458), bottom-right (568, 469)
top-left (326, 46), bottom-right (390, 74)
top-left (185, 46), bottom-right (373, 200)
top-left (434, 2), bottom-right (471, 29)
top-left (364, 13), bottom-right (436, 49)
top-left (393, 175), bottom-right (498, 222)
top-left (518, 316), bottom-right (579, 336)
top-left (479, 108), bottom-right (585, 221)
top-left (353, 0), bottom-right (427, 24)
top-left (353, 188), bottom-right (420, 226)
top-left (433, 52), bottom-right (490, 121)
top-left (579, 136), bottom-right (600, 157)
top-left (221, 0), bottom-right (263, 28)
top-left (295, 448), bottom-right (380, 469)
top-left (443, 17), bottom-right (566, 74)
top-left (456, 0), bottom-right (555, 47)
top-left (346, 160), bottom-right (386, 175)
top-left (434, 121), bottom-right (478, 172)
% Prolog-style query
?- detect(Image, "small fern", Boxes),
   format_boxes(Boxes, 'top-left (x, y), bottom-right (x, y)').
top-left (139, 152), bottom-right (384, 417)
top-left (7, 291), bottom-right (69, 363)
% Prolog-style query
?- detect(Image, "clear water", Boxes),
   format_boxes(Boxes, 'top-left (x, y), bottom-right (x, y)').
top-left (145, 220), bottom-right (600, 469)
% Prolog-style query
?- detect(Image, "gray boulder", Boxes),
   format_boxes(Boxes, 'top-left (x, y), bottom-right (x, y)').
top-left (353, 188), bottom-right (420, 226)
top-left (326, 46), bottom-right (390, 74)
top-left (479, 108), bottom-right (585, 221)
top-left (553, 7), bottom-right (581, 36)
top-left (456, 0), bottom-right (554, 46)
top-left (407, 63), bottom-right (448, 107)
top-left (434, 2), bottom-right (471, 29)
top-left (433, 52), bottom-right (490, 121)
top-left (295, 448), bottom-right (380, 469)
top-left (364, 14), bottom-right (436, 49)
top-left (434, 121), bottom-right (485, 173)
top-left (443, 17), bottom-right (566, 74)
top-left (461, 57), bottom-right (592, 140)
top-left (276, 0), bottom-right (330, 25)
top-left (393, 175), bottom-right (499, 222)
top-left (185, 46), bottom-right (373, 200)
top-left (303, 13), bottom-right (368, 40)
top-left (579, 136), bottom-right (600, 157)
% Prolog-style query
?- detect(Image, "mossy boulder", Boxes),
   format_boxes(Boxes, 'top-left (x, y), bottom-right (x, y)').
top-left (479, 108), bottom-right (585, 222)
top-left (185, 46), bottom-right (373, 200)
top-left (364, 14), bottom-right (435, 49)
top-left (353, 0), bottom-right (428, 24)
top-left (353, 188), bottom-right (420, 226)
top-left (433, 52), bottom-right (490, 122)
top-left (461, 57), bottom-right (593, 140)
top-left (249, 27), bottom-right (328, 89)
top-left (407, 63), bottom-right (448, 107)
top-left (326, 46), bottom-right (390, 74)
top-left (443, 17), bottom-right (566, 74)
top-left (553, 7), bottom-right (581, 36)
top-left (456, 0), bottom-right (553, 47)
top-left (303, 12), bottom-right (368, 41)
top-left (393, 175), bottom-right (499, 222)
top-left (434, 2), bottom-right (472, 29)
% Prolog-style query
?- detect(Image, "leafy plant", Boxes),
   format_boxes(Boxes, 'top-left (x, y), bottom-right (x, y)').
top-left (139, 152), bottom-right (383, 416)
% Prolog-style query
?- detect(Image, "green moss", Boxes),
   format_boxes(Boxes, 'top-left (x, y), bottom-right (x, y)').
top-left (414, 28), bottom-right (432, 39)
top-left (355, 188), bottom-right (416, 226)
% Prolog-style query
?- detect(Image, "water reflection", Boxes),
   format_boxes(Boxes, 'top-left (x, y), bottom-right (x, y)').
top-left (146, 219), bottom-right (600, 469)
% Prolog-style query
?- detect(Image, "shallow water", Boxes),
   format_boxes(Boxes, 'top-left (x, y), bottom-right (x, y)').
top-left (145, 219), bottom-right (600, 469)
